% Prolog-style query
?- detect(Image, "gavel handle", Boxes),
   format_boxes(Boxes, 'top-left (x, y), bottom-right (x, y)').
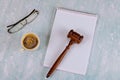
top-left (46, 40), bottom-right (74, 78)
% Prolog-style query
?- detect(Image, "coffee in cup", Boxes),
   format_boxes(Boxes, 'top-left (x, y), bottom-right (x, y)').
top-left (21, 33), bottom-right (40, 51)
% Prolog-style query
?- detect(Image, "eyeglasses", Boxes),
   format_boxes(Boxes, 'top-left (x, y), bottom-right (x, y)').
top-left (7, 9), bottom-right (39, 34)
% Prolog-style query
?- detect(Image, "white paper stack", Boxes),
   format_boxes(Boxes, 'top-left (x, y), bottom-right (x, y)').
top-left (44, 8), bottom-right (98, 75)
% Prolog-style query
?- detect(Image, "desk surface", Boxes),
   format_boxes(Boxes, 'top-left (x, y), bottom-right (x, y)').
top-left (0, 0), bottom-right (120, 80)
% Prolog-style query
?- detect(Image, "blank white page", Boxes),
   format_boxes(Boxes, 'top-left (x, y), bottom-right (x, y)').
top-left (44, 8), bottom-right (98, 75)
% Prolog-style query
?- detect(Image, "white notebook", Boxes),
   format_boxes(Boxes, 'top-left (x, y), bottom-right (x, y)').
top-left (44, 8), bottom-right (98, 75)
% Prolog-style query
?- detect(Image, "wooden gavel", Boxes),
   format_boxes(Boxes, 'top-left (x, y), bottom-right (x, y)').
top-left (46, 29), bottom-right (84, 78)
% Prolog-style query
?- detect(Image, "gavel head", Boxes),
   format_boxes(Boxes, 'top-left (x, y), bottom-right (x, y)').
top-left (67, 29), bottom-right (83, 44)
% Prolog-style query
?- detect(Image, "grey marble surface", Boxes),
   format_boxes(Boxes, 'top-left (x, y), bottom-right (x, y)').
top-left (0, 0), bottom-right (120, 80)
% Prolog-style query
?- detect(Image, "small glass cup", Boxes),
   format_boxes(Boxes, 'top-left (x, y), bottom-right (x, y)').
top-left (21, 32), bottom-right (40, 51)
